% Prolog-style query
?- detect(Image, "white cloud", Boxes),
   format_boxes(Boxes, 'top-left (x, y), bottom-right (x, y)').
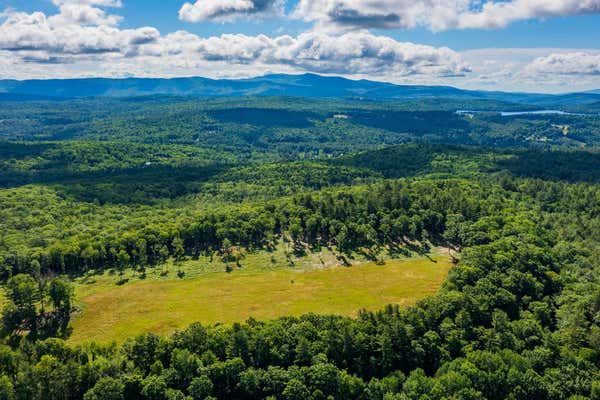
top-left (48, 4), bottom-right (122, 26)
top-left (457, 0), bottom-right (600, 29)
top-left (525, 52), bottom-right (600, 76)
top-left (0, 0), bottom-right (468, 78)
top-left (50, 0), bottom-right (123, 5)
top-left (0, 10), bottom-right (158, 57)
top-left (456, 48), bottom-right (600, 92)
top-left (293, 0), bottom-right (600, 31)
top-left (47, 0), bottom-right (123, 26)
top-left (139, 30), bottom-right (469, 77)
top-left (272, 31), bottom-right (469, 76)
top-left (1, 1), bottom-right (600, 93)
top-left (293, 0), bottom-right (463, 30)
top-left (179, 0), bottom-right (283, 22)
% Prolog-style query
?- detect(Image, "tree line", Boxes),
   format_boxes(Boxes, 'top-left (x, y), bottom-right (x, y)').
top-left (1, 178), bottom-right (507, 279)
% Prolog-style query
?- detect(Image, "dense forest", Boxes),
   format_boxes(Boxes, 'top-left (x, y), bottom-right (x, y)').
top-left (0, 96), bottom-right (600, 399)
top-left (1, 97), bottom-right (600, 153)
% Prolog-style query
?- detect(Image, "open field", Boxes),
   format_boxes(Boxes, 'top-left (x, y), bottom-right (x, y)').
top-left (69, 254), bottom-right (452, 344)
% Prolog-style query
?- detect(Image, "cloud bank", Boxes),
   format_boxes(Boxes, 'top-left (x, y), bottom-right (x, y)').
top-left (0, 10), bottom-right (159, 59)
top-left (526, 52), bottom-right (600, 76)
top-left (138, 30), bottom-right (470, 78)
top-left (0, 3), bottom-right (467, 79)
top-left (148, 30), bottom-right (469, 76)
top-left (0, 0), bottom-right (599, 92)
top-left (293, 0), bottom-right (600, 31)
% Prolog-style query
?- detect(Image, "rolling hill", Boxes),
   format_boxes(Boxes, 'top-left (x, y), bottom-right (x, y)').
top-left (1, 73), bottom-right (600, 106)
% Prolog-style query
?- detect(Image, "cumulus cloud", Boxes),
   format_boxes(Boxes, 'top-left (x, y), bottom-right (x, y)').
top-left (0, 0), bottom-right (468, 79)
top-left (2, 0), bottom-right (600, 93)
top-left (525, 52), bottom-right (600, 76)
top-left (293, 0), bottom-right (462, 30)
top-left (47, 4), bottom-right (122, 26)
top-left (454, 48), bottom-right (600, 92)
top-left (272, 31), bottom-right (469, 76)
top-left (0, 10), bottom-right (158, 57)
top-left (0, 0), bottom-right (140, 60)
top-left (179, 0), bottom-right (283, 22)
top-left (47, 0), bottom-right (123, 26)
top-left (139, 30), bottom-right (469, 77)
top-left (293, 0), bottom-right (600, 31)
top-left (457, 0), bottom-right (600, 29)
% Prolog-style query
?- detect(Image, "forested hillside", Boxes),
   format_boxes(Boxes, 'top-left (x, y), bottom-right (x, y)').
top-left (0, 95), bottom-right (599, 399)
top-left (1, 97), bottom-right (600, 151)
top-left (2, 74), bottom-right (599, 104)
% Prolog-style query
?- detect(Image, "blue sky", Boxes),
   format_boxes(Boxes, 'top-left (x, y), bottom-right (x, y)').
top-left (0, 0), bottom-right (599, 92)
top-left (4, 0), bottom-right (600, 49)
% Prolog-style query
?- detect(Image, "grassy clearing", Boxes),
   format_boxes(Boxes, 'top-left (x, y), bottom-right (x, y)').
top-left (68, 252), bottom-right (452, 344)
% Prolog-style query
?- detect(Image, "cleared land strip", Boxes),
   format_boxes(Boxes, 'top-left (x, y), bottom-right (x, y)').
top-left (69, 255), bottom-right (452, 344)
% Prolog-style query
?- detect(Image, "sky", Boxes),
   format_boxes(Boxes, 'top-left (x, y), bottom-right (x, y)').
top-left (0, 0), bottom-right (599, 93)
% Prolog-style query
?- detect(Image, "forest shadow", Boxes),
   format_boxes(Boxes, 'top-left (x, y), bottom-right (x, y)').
top-left (208, 108), bottom-right (321, 129)
top-left (350, 110), bottom-right (470, 135)
top-left (495, 150), bottom-right (600, 183)
top-left (0, 163), bottom-right (232, 204)
top-left (52, 164), bottom-right (232, 204)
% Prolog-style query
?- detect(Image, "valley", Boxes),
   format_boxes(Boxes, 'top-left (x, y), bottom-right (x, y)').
top-left (0, 89), bottom-right (599, 400)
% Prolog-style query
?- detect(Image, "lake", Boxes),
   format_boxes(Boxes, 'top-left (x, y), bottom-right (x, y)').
top-left (456, 109), bottom-right (585, 116)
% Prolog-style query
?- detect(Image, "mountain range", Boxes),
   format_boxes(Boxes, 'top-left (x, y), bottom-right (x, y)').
top-left (1, 73), bottom-right (599, 107)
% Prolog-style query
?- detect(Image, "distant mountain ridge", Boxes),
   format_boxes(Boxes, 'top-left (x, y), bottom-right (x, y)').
top-left (1, 73), bottom-right (599, 106)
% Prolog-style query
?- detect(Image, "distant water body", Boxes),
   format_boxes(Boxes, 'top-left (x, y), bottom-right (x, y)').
top-left (500, 110), bottom-right (576, 116)
top-left (456, 110), bottom-right (586, 116)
